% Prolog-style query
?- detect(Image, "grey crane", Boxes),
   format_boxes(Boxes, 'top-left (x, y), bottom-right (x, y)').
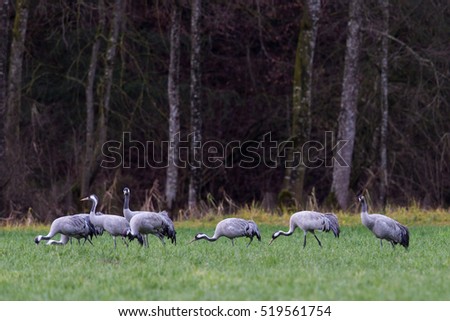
top-left (48, 214), bottom-right (104, 245)
top-left (189, 218), bottom-right (261, 247)
top-left (358, 195), bottom-right (409, 249)
top-left (122, 187), bottom-right (176, 246)
top-left (269, 211), bottom-right (340, 248)
top-left (126, 211), bottom-right (177, 247)
top-left (81, 194), bottom-right (130, 249)
top-left (34, 214), bottom-right (98, 246)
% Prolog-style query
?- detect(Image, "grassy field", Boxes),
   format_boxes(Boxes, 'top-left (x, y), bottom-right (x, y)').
top-left (1, 209), bottom-right (449, 301)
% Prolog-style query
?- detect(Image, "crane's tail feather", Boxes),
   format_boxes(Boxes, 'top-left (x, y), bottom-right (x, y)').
top-left (399, 224), bottom-right (409, 249)
top-left (324, 213), bottom-right (340, 238)
top-left (246, 220), bottom-right (261, 242)
top-left (160, 216), bottom-right (177, 245)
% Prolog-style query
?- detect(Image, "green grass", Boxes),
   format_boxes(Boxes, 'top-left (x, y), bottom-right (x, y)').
top-left (1, 223), bottom-right (450, 301)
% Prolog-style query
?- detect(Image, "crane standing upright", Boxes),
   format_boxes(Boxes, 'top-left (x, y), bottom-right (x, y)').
top-left (81, 194), bottom-right (130, 249)
top-left (358, 195), bottom-right (409, 249)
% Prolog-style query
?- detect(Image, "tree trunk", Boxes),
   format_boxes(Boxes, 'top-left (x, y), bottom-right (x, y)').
top-left (282, 0), bottom-right (321, 207)
top-left (0, 0), bottom-right (9, 214)
top-left (188, 0), bottom-right (202, 213)
top-left (0, 0), bottom-right (9, 160)
top-left (98, 0), bottom-right (124, 147)
top-left (165, 2), bottom-right (181, 212)
top-left (379, 0), bottom-right (389, 208)
top-left (81, 0), bottom-right (105, 198)
top-left (330, 0), bottom-right (362, 209)
top-left (4, 0), bottom-right (28, 214)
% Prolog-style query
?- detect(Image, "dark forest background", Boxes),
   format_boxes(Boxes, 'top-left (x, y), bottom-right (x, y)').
top-left (0, 0), bottom-right (449, 223)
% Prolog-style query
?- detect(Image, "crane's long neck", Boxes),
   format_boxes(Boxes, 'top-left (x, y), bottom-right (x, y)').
top-left (123, 193), bottom-right (134, 221)
top-left (277, 223), bottom-right (296, 237)
top-left (360, 198), bottom-right (373, 227)
top-left (274, 219), bottom-right (297, 239)
top-left (124, 193), bottom-right (130, 211)
top-left (269, 222), bottom-right (296, 245)
top-left (38, 220), bottom-right (61, 241)
top-left (89, 198), bottom-right (101, 225)
top-left (47, 234), bottom-right (70, 245)
top-left (198, 233), bottom-right (218, 242)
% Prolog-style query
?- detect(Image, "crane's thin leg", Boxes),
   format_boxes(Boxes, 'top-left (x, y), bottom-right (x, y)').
top-left (313, 233), bottom-right (322, 248)
top-left (246, 237), bottom-right (253, 248)
top-left (84, 238), bottom-right (94, 246)
top-left (158, 234), bottom-right (166, 246)
top-left (303, 234), bottom-right (307, 248)
top-left (380, 239), bottom-right (383, 248)
top-left (390, 241), bottom-right (395, 249)
top-left (122, 237), bottom-right (129, 247)
top-left (113, 236), bottom-right (117, 249)
top-left (231, 239), bottom-right (235, 246)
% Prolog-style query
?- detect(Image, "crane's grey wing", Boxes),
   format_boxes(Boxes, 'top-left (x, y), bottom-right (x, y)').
top-left (159, 210), bottom-right (170, 219)
top-left (221, 218), bottom-right (248, 238)
top-left (81, 213), bottom-right (104, 236)
top-left (324, 213), bottom-right (340, 237)
top-left (135, 214), bottom-right (165, 233)
top-left (299, 212), bottom-right (327, 232)
top-left (82, 215), bottom-right (103, 238)
top-left (60, 216), bottom-right (89, 236)
top-left (246, 220), bottom-right (261, 241)
top-left (372, 217), bottom-right (400, 240)
top-left (376, 217), bottom-right (409, 248)
top-left (104, 215), bottom-right (130, 235)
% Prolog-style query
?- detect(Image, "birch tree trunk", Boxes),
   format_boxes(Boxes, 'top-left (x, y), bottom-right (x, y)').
top-left (379, 0), bottom-right (389, 208)
top-left (4, 0), bottom-right (28, 213)
top-left (81, 0), bottom-right (105, 198)
top-left (188, 0), bottom-right (202, 213)
top-left (98, 0), bottom-right (124, 147)
top-left (282, 0), bottom-right (321, 207)
top-left (330, 0), bottom-right (362, 209)
top-left (165, 2), bottom-right (181, 212)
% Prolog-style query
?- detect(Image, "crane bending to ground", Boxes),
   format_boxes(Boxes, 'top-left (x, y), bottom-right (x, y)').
top-left (269, 211), bottom-right (340, 248)
top-left (34, 214), bottom-right (98, 245)
top-left (126, 211), bottom-right (177, 247)
top-left (189, 218), bottom-right (261, 247)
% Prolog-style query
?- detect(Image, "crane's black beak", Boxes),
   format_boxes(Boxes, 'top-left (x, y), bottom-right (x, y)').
top-left (187, 238), bottom-right (197, 245)
top-left (268, 238), bottom-right (275, 245)
top-left (80, 197), bottom-right (89, 201)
